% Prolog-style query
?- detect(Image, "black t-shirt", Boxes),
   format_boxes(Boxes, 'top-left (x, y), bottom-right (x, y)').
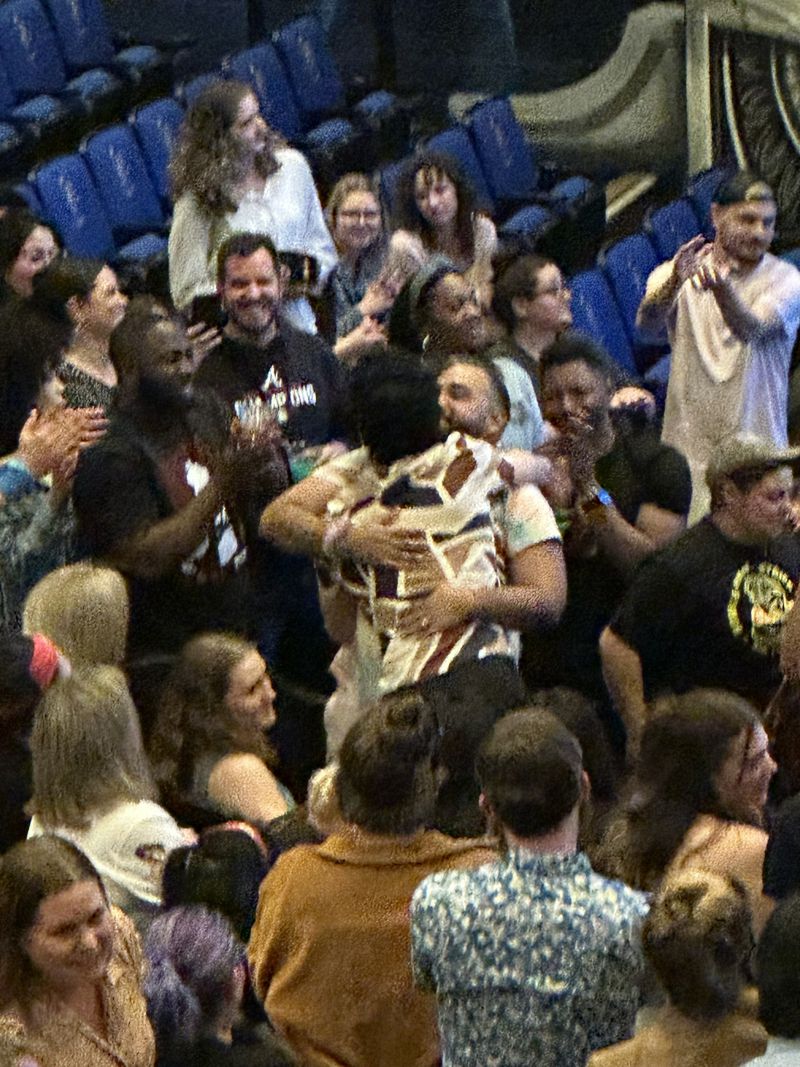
top-left (522, 427), bottom-right (691, 698)
top-left (72, 410), bottom-right (246, 656)
top-left (595, 424), bottom-right (691, 525)
top-left (610, 518), bottom-right (800, 705)
top-left (194, 323), bottom-right (348, 446)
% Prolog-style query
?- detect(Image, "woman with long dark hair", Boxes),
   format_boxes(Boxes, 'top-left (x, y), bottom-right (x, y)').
top-left (168, 79), bottom-right (336, 334)
top-left (597, 688), bottom-right (776, 933)
top-left (148, 632), bottom-right (292, 828)
top-left (391, 149), bottom-right (497, 293)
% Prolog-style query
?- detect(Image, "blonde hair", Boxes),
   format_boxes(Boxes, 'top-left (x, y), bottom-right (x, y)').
top-left (325, 172), bottom-right (383, 238)
top-left (30, 665), bottom-right (156, 828)
top-left (23, 563), bottom-right (129, 666)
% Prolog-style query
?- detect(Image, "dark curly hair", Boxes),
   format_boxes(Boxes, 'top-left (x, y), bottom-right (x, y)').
top-left (170, 80), bottom-right (284, 217)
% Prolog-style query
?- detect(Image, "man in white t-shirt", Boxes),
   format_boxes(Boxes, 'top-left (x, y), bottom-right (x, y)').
top-left (637, 172), bottom-right (800, 521)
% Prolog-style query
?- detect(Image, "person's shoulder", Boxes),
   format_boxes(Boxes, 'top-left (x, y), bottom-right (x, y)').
top-left (761, 252), bottom-right (800, 285)
top-left (274, 146), bottom-right (313, 177)
top-left (586, 868), bottom-right (650, 920)
top-left (412, 858), bottom-right (491, 914)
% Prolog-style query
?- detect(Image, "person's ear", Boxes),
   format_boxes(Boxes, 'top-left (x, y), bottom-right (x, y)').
top-left (579, 769), bottom-right (591, 803)
top-left (710, 203), bottom-right (722, 235)
top-left (66, 294), bottom-right (83, 326)
top-left (279, 263), bottom-right (290, 294)
top-left (511, 293), bottom-right (529, 321)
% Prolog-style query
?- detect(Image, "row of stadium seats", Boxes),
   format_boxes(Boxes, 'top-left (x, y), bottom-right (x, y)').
top-left (0, 0), bottom-right (187, 174)
top-left (569, 163), bottom-right (736, 377)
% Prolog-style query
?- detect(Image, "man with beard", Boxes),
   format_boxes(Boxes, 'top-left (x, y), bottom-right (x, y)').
top-left (194, 232), bottom-right (347, 447)
top-left (194, 233), bottom-right (349, 789)
top-left (72, 297), bottom-right (267, 658)
top-left (638, 172), bottom-right (800, 521)
top-left (399, 258), bottom-right (546, 452)
top-left (522, 333), bottom-right (691, 751)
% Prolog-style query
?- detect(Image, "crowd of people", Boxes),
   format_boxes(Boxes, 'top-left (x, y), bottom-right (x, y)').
top-left (2, 73), bottom-right (800, 1066)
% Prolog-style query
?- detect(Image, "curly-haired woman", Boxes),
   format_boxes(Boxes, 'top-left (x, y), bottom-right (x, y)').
top-left (168, 80), bottom-right (336, 335)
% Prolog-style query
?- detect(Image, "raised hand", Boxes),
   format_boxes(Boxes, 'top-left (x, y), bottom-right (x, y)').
top-left (673, 235), bottom-right (714, 284)
top-left (187, 321), bottom-right (222, 368)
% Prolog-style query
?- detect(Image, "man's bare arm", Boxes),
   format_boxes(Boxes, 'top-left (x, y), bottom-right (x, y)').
top-left (110, 482), bottom-right (223, 580)
top-left (599, 625), bottom-right (647, 755)
top-left (400, 540), bottom-right (567, 635)
top-left (636, 235), bottom-right (710, 337)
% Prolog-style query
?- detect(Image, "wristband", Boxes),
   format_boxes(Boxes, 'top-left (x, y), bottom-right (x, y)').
top-left (581, 487), bottom-right (614, 523)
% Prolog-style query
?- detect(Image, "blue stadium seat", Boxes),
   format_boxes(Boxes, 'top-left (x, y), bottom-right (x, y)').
top-left (32, 154), bottom-right (117, 258)
top-left (81, 124), bottom-right (166, 245)
top-left (226, 43), bottom-right (304, 142)
top-left (40, 0), bottom-right (168, 91)
top-left (548, 175), bottom-right (594, 214)
top-left (569, 269), bottom-right (638, 376)
top-left (380, 158), bottom-right (408, 219)
top-left (14, 182), bottom-right (43, 215)
top-left (0, 57), bottom-right (68, 163)
top-left (352, 89), bottom-right (410, 162)
top-left (500, 203), bottom-right (554, 238)
top-left (272, 16), bottom-right (407, 163)
top-left (466, 97), bottom-right (539, 208)
top-left (304, 116), bottom-right (369, 195)
top-left (33, 152), bottom-right (166, 264)
top-left (130, 97), bottom-right (184, 210)
top-left (0, 0), bottom-right (125, 122)
top-left (599, 233), bottom-right (660, 344)
top-left (646, 197), bottom-right (703, 260)
top-left (0, 123), bottom-right (27, 176)
top-left (176, 73), bottom-right (219, 107)
top-left (273, 14), bottom-right (346, 127)
top-left (425, 126), bottom-right (495, 213)
top-left (687, 163), bottom-right (734, 239)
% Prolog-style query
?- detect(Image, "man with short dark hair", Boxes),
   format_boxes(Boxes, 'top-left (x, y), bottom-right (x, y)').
top-left (522, 333), bottom-right (690, 726)
top-left (400, 259), bottom-right (546, 450)
top-left (73, 298), bottom-right (261, 656)
top-left (194, 235), bottom-right (348, 781)
top-left (248, 691), bottom-right (494, 1067)
top-left (601, 435), bottom-right (800, 753)
top-left (411, 707), bottom-right (648, 1067)
top-left (638, 171), bottom-right (800, 519)
top-left (195, 232), bottom-right (347, 446)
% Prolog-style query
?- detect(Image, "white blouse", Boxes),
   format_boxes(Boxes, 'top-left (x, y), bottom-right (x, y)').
top-left (168, 147), bottom-right (337, 333)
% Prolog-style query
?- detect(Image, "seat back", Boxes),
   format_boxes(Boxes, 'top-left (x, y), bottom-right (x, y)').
top-left (228, 43), bottom-right (303, 142)
top-left (82, 124), bottom-right (165, 243)
top-left (600, 233), bottom-right (660, 343)
top-left (425, 126), bottom-right (494, 212)
top-left (380, 157), bottom-right (408, 220)
top-left (176, 72), bottom-right (220, 107)
top-left (646, 196), bottom-right (702, 261)
top-left (0, 0), bottom-right (69, 99)
top-left (569, 269), bottom-right (638, 376)
top-left (467, 96), bottom-right (538, 204)
top-left (130, 97), bottom-right (184, 208)
top-left (273, 14), bottom-right (345, 127)
top-left (32, 153), bottom-right (116, 258)
top-left (40, 0), bottom-right (114, 75)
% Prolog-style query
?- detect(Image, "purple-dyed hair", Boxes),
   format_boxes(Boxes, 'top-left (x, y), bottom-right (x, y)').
top-left (143, 905), bottom-right (245, 1043)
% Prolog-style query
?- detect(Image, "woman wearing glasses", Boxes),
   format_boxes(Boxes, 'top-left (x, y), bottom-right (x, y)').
top-left (324, 173), bottom-right (422, 362)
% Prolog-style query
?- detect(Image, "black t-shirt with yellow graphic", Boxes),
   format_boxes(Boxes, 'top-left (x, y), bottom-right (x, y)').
top-left (610, 518), bottom-right (800, 707)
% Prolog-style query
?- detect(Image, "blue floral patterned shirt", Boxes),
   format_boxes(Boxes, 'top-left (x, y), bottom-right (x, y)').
top-left (411, 849), bottom-right (648, 1067)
